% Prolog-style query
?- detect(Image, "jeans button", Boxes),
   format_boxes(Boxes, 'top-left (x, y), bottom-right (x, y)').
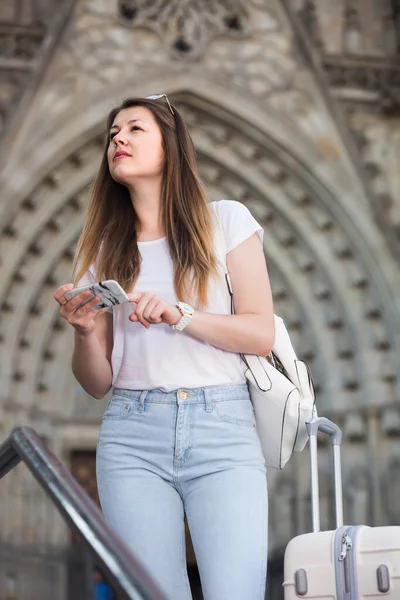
top-left (179, 391), bottom-right (187, 400)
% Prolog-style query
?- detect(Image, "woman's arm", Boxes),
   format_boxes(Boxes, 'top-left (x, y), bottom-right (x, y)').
top-left (184, 232), bottom-right (275, 355)
top-left (72, 311), bottom-right (114, 399)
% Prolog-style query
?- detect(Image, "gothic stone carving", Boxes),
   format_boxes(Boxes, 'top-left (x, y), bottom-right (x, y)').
top-left (0, 0), bottom-right (73, 141)
top-left (118, 0), bottom-right (250, 59)
top-left (323, 56), bottom-right (400, 117)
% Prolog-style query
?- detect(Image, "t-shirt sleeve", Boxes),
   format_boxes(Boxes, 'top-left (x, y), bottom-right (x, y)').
top-left (213, 200), bottom-right (264, 253)
top-left (75, 266), bottom-right (96, 288)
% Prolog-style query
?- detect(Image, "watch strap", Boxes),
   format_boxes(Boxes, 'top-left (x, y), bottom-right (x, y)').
top-left (171, 302), bottom-right (194, 331)
top-left (171, 312), bottom-right (193, 331)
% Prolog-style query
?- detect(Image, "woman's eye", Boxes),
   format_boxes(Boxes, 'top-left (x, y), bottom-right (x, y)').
top-left (109, 126), bottom-right (142, 141)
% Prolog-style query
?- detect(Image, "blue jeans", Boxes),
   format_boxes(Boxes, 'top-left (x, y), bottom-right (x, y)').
top-left (96, 383), bottom-right (268, 600)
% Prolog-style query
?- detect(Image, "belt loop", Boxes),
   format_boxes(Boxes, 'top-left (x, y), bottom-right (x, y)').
top-left (204, 388), bottom-right (213, 413)
top-left (138, 390), bottom-right (147, 412)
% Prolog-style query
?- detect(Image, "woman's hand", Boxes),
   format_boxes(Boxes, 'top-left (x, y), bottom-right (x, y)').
top-left (54, 283), bottom-right (102, 337)
top-left (128, 292), bottom-right (181, 329)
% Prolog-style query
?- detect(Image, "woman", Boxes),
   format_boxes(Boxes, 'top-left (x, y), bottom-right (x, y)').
top-left (54, 95), bottom-right (275, 600)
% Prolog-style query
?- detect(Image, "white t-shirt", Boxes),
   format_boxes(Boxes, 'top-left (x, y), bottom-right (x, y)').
top-left (77, 200), bottom-right (264, 392)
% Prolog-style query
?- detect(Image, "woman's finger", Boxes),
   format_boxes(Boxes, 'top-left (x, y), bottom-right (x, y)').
top-left (128, 292), bottom-right (143, 304)
top-left (148, 301), bottom-right (164, 323)
top-left (64, 290), bottom-right (94, 314)
top-left (76, 295), bottom-right (100, 315)
top-left (53, 283), bottom-right (74, 305)
top-left (143, 297), bottom-right (160, 322)
top-left (132, 293), bottom-right (153, 328)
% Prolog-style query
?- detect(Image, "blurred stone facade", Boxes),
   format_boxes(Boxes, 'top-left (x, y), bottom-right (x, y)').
top-left (0, 0), bottom-right (399, 598)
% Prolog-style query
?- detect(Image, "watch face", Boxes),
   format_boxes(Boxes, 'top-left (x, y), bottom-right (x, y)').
top-left (179, 302), bottom-right (194, 313)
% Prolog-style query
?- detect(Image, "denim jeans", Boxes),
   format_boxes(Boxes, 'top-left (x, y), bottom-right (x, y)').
top-left (96, 383), bottom-right (268, 600)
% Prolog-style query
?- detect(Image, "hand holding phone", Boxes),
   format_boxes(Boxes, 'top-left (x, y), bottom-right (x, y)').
top-left (64, 280), bottom-right (129, 310)
top-left (54, 281), bottom-right (126, 338)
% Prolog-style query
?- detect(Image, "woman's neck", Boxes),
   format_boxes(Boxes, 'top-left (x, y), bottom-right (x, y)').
top-left (128, 179), bottom-right (164, 241)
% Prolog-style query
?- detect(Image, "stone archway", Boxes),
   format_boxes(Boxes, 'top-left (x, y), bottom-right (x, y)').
top-left (0, 88), bottom-right (398, 428)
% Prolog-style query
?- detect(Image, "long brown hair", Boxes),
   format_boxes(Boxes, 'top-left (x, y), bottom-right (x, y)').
top-left (73, 97), bottom-right (220, 309)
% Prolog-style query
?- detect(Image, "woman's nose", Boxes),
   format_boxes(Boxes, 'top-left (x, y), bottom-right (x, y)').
top-left (113, 131), bottom-right (128, 145)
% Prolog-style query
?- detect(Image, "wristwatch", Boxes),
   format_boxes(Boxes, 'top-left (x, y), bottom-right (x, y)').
top-left (171, 301), bottom-right (195, 331)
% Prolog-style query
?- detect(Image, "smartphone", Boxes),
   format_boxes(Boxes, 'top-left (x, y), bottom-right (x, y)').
top-left (64, 280), bottom-right (130, 310)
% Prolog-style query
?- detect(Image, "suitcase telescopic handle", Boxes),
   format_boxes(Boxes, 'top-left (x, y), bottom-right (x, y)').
top-left (305, 417), bottom-right (344, 533)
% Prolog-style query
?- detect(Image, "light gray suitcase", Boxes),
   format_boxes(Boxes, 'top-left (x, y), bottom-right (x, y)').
top-left (283, 417), bottom-right (400, 598)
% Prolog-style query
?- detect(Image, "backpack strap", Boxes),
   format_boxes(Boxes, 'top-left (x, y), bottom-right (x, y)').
top-left (211, 203), bottom-right (234, 314)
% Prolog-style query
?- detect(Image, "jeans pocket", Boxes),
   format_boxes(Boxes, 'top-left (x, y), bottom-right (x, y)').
top-left (213, 398), bottom-right (256, 428)
top-left (103, 396), bottom-right (137, 421)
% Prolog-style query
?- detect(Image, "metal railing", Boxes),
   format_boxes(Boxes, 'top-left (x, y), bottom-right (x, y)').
top-left (0, 426), bottom-right (168, 600)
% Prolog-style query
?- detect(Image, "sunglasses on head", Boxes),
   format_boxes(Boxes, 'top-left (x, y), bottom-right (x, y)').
top-left (146, 94), bottom-right (175, 115)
